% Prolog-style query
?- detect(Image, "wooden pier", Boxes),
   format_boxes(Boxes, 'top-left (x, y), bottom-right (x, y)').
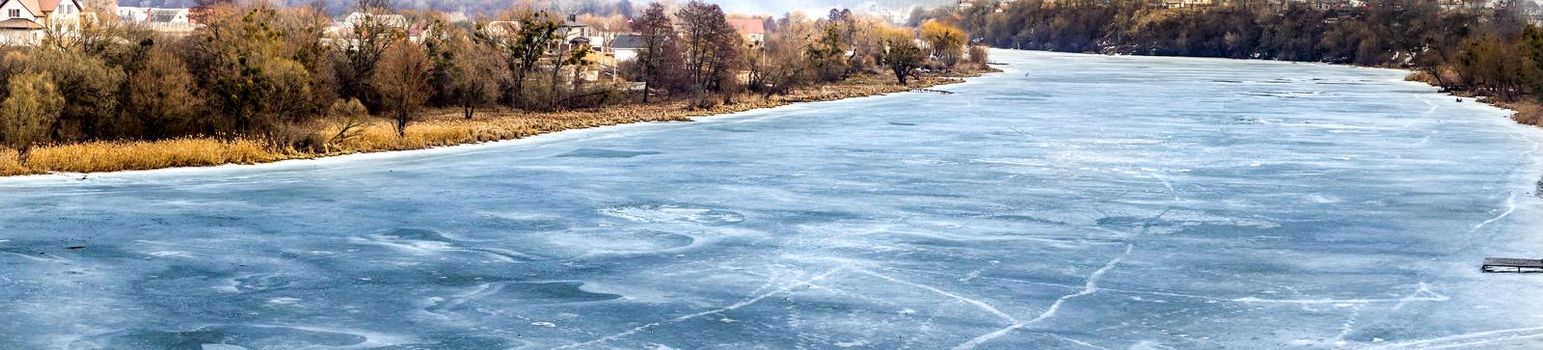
top-left (1482, 258), bottom-right (1543, 273)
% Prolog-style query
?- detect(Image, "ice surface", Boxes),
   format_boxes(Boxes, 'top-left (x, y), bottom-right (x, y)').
top-left (5, 51), bottom-right (1543, 349)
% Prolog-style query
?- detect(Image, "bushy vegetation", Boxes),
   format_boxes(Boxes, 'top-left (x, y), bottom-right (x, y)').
top-left (0, 0), bottom-right (978, 174)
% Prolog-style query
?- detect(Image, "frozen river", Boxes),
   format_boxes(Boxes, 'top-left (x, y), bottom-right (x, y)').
top-left (6, 50), bottom-right (1543, 349)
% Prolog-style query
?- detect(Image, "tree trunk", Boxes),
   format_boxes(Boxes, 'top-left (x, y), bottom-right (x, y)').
top-left (396, 106), bottom-right (408, 137)
top-left (512, 68), bottom-right (527, 109)
top-left (550, 63), bottom-right (563, 110)
top-left (642, 80), bottom-right (651, 103)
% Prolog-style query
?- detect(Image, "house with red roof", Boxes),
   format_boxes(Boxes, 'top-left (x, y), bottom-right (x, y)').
top-left (0, 0), bottom-right (86, 45)
top-left (727, 17), bottom-right (766, 45)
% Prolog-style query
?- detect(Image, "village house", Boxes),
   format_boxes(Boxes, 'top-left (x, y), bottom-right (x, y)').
top-left (332, 11), bottom-right (409, 34)
top-left (1308, 0), bottom-right (1365, 11)
top-left (1155, 0), bottom-right (1218, 9)
top-left (478, 17), bottom-right (605, 83)
top-left (0, 0), bottom-right (86, 46)
top-left (116, 6), bottom-right (194, 33)
top-left (559, 15), bottom-right (605, 53)
top-left (479, 16), bottom-right (604, 52)
top-left (727, 17), bottom-right (766, 45)
top-left (480, 20), bottom-right (517, 37)
top-left (326, 11), bottom-right (436, 45)
top-left (1437, 0), bottom-right (1486, 11)
top-left (609, 33), bottom-right (644, 62)
top-left (996, 0), bottom-right (1017, 12)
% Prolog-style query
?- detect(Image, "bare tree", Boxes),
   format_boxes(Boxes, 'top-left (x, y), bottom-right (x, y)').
top-left (549, 40), bottom-right (593, 109)
top-left (355, 0), bottom-right (392, 12)
top-left (336, 7), bottom-right (405, 106)
top-left (630, 3), bottom-right (682, 102)
top-left (676, 1), bottom-right (742, 94)
top-left (370, 38), bottom-right (433, 137)
top-left (443, 30), bottom-right (503, 119)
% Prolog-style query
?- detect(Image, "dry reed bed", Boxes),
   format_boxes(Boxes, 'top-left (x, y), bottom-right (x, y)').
top-left (0, 74), bottom-right (967, 176)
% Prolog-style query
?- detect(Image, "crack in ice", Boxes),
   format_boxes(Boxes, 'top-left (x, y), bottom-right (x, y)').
top-left (1469, 192), bottom-right (1517, 235)
top-left (1391, 282), bottom-right (1437, 311)
top-left (1332, 283), bottom-right (1445, 348)
top-left (950, 243), bottom-right (1133, 350)
top-left (556, 268), bottom-right (843, 349)
top-left (1048, 333), bottom-right (1110, 350)
top-left (1333, 303), bottom-right (1364, 348)
top-left (852, 269), bottom-right (1018, 323)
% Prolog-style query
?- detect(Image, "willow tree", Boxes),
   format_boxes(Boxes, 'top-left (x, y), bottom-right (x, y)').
top-left (921, 20), bottom-right (967, 69)
top-left (0, 72), bottom-right (64, 161)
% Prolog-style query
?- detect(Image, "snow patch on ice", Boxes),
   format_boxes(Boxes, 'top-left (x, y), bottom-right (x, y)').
top-left (598, 205), bottom-right (746, 225)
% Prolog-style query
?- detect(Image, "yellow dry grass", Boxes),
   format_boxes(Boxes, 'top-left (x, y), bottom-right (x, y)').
top-left (0, 73), bottom-right (968, 176)
top-left (1503, 100), bottom-right (1543, 127)
top-left (1404, 71), bottom-right (1437, 85)
top-left (22, 138), bottom-right (281, 174)
top-left (0, 148), bottom-right (30, 176)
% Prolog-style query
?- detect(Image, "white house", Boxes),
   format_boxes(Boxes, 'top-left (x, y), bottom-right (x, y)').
top-left (610, 33), bottom-right (644, 62)
top-left (559, 17), bottom-right (603, 51)
top-left (325, 11), bottom-right (438, 44)
top-left (727, 17), bottom-right (765, 45)
top-left (0, 0), bottom-right (86, 46)
top-left (116, 7), bottom-right (192, 33)
top-left (336, 11), bottom-right (408, 30)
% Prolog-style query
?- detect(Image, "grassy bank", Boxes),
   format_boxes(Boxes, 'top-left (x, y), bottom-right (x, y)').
top-left (1404, 71), bottom-right (1543, 128)
top-left (0, 73), bottom-right (979, 177)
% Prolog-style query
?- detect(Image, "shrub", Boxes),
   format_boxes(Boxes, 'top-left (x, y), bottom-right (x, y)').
top-left (967, 45), bottom-right (989, 67)
top-left (0, 71), bottom-right (64, 161)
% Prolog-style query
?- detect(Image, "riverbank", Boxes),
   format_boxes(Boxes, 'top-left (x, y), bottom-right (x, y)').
top-left (0, 72), bottom-right (987, 177)
top-left (1403, 71), bottom-right (1543, 127)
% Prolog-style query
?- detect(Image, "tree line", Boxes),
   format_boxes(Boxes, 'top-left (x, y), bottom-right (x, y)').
top-left (0, 0), bottom-right (977, 160)
top-left (922, 0), bottom-right (1543, 104)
